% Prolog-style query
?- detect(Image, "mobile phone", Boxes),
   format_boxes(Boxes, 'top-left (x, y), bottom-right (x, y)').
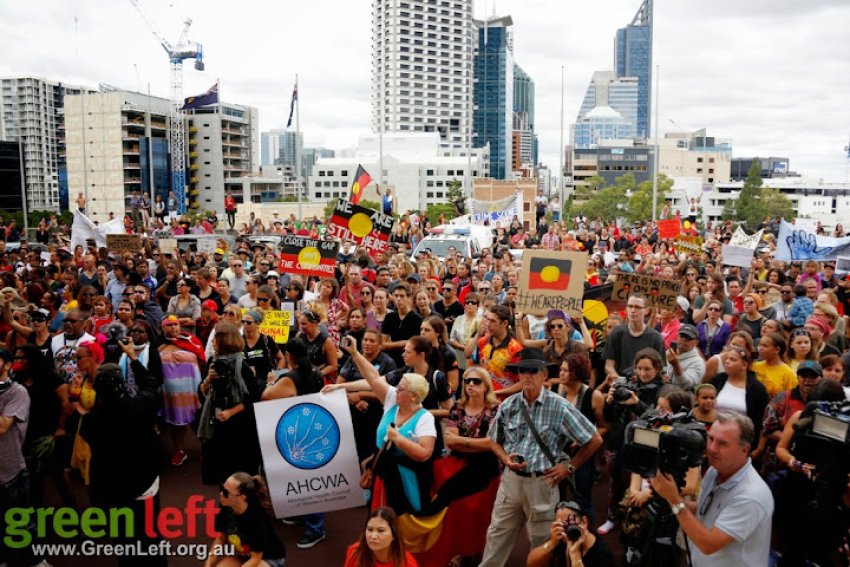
top-left (514, 455), bottom-right (525, 464)
top-left (670, 342), bottom-right (678, 351)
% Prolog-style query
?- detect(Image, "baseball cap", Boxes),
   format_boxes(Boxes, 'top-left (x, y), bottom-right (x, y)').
top-left (797, 360), bottom-right (823, 377)
top-left (678, 324), bottom-right (699, 340)
top-left (676, 296), bottom-right (690, 312)
top-left (201, 300), bottom-right (218, 312)
top-left (215, 248), bottom-right (224, 255)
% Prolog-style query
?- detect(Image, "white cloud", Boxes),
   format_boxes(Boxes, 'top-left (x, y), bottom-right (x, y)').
top-left (1, 0), bottom-right (847, 182)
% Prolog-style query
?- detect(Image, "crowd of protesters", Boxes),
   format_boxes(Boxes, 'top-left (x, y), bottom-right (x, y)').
top-left (3, 198), bottom-right (850, 567)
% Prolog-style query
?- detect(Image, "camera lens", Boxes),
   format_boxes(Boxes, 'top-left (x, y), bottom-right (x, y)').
top-left (566, 525), bottom-right (582, 542)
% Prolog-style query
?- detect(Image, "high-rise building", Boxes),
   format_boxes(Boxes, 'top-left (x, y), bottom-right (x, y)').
top-left (301, 147), bottom-right (334, 179)
top-left (513, 63), bottom-right (534, 131)
top-left (186, 103), bottom-right (259, 214)
top-left (614, 0), bottom-right (653, 138)
top-left (473, 15), bottom-right (514, 179)
top-left (260, 129), bottom-right (303, 167)
top-left (64, 90), bottom-right (172, 223)
top-left (572, 71), bottom-right (638, 148)
top-left (371, 0), bottom-right (474, 147)
top-left (512, 63), bottom-right (537, 175)
top-left (0, 77), bottom-right (94, 212)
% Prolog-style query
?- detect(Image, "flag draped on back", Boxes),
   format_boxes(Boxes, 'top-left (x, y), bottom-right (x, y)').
top-left (286, 81), bottom-right (298, 128)
top-left (182, 82), bottom-right (219, 110)
top-left (350, 164), bottom-right (372, 205)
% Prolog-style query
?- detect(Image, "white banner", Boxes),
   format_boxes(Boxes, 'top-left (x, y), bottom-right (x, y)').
top-left (722, 244), bottom-right (755, 268)
top-left (470, 193), bottom-right (522, 226)
top-left (729, 226), bottom-right (763, 250)
top-left (70, 207), bottom-right (126, 252)
top-left (794, 218), bottom-right (818, 234)
top-left (254, 390), bottom-right (362, 518)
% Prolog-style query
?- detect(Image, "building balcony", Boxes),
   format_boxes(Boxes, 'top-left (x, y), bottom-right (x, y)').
top-left (189, 126), bottom-right (198, 133)
top-left (189, 163), bottom-right (199, 171)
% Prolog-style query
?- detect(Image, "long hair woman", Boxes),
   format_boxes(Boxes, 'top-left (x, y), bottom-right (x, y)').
top-left (345, 507), bottom-right (415, 567)
top-left (420, 315), bottom-right (459, 393)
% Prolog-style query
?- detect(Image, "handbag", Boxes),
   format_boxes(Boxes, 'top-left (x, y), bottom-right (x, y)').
top-left (518, 402), bottom-right (577, 499)
top-left (360, 438), bottom-right (391, 490)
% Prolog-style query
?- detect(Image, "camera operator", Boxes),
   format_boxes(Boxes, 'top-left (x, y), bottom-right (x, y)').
top-left (649, 411), bottom-right (773, 566)
top-left (527, 501), bottom-right (616, 567)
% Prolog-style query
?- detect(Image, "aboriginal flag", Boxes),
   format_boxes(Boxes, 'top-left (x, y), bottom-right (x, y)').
top-left (350, 165), bottom-right (372, 205)
top-left (529, 257), bottom-right (572, 290)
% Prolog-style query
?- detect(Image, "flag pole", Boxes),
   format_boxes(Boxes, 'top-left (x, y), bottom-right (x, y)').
top-left (295, 74), bottom-right (302, 219)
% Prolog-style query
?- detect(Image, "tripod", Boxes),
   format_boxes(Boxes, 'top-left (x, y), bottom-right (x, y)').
top-left (624, 472), bottom-right (689, 567)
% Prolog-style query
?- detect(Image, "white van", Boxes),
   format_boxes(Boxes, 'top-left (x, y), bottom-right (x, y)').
top-left (409, 225), bottom-right (494, 261)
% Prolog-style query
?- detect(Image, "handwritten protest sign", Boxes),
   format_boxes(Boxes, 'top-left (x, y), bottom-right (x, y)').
top-left (242, 308), bottom-right (291, 344)
top-left (516, 250), bottom-right (585, 317)
top-left (327, 199), bottom-right (394, 257)
top-left (612, 273), bottom-right (680, 310)
top-left (196, 238), bottom-right (218, 255)
top-left (106, 234), bottom-right (142, 252)
top-left (674, 234), bottom-right (704, 255)
top-left (279, 236), bottom-right (339, 278)
top-left (657, 219), bottom-right (681, 240)
top-left (159, 239), bottom-right (177, 255)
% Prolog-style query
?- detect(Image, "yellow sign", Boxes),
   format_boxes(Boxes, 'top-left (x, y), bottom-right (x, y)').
top-left (241, 308), bottom-right (292, 344)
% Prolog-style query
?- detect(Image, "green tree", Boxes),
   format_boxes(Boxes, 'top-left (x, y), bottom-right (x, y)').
top-left (424, 203), bottom-right (457, 226)
top-left (758, 187), bottom-right (795, 222)
top-left (720, 198), bottom-right (737, 221)
top-left (322, 198), bottom-right (382, 220)
top-left (626, 173), bottom-right (674, 224)
top-left (733, 159), bottom-right (764, 226)
top-left (573, 182), bottom-right (628, 221)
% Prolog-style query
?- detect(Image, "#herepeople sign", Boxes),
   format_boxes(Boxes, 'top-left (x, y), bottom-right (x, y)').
top-left (255, 390), bottom-right (362, 517)
top-left (327, 199), bottom-right (394, 257)
top-left (279, 235), bottom-right (339, 278)
top-left (516, 250), bottom-right (585, 316)
top-left (612, 273), bottom-right (680, 310)
top-left (105, 234), bottom-right (142, 252)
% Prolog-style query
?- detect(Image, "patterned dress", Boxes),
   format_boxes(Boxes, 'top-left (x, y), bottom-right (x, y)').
top-left (159, 347), bottom-right (202, 426)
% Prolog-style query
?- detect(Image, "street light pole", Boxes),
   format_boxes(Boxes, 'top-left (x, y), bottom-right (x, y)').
top-left (559, 65), bottom-right (564, 213)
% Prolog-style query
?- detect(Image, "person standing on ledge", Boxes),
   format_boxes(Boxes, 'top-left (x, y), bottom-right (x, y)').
top-left (224, 191), bottom-right (237, 230)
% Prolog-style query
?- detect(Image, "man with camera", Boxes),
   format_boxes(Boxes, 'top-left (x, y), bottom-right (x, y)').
top-left (527, 501), bottom-right (616, 567)
top-left (479, 348), bottom-right (603, 567)
top-left (649, 411), bottom-right (773, 566)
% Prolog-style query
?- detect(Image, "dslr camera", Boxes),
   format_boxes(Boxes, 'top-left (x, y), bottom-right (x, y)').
top-left (622, 411), bottom-right (706, 478)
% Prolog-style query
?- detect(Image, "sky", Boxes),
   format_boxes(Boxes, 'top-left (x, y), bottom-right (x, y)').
top-left (1, 0), bottom-right (848, 183)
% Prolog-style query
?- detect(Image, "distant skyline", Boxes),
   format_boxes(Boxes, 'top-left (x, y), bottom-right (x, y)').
top-left (0, 0), bottom-right (848, 182)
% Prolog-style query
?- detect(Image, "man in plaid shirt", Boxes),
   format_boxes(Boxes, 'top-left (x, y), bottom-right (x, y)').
top-left (479, 348), bottom-right (603, 567)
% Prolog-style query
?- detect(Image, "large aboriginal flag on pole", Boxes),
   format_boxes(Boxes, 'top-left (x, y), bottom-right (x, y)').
top-left (529, 256), bottom-right (572, 290)
top-left (349, 165), bottom-right (372, 205)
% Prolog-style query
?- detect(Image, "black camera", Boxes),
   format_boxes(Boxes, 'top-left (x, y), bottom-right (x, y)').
top-left (565, 524), bottom-right (582, 542)
top-left (792, 401), bottom-right (850, 486)
top-left (622, 411), bottom-right (706, 478)
top-left (212, 357), bottom-right (235, 377)
top-left (611, 377), bottom-right (639, 402)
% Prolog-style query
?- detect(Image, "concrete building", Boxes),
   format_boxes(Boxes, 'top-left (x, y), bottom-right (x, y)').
top-left (307, 133), bottom-right (487, 213)
top-left (186, 103), bottom-right (260, 215)
top-left (570, 143), bottom-right (655, 188)
top-left (700, 177), bottom-right (850, 228)
top-left (573, 106), bottom-right (637, 149)
top-left (301, 147), bottom-right (334, 180)
top-left (730, 157), bottom-right (797, 181)
top-left (0, 140), bottom-right (24, 212)
top-left (64, 90), bottom-right (172, 223)
top-left (615, 0), bottom-right (653, 138)
top-left (473, 15), bottom-right (514, 179)
top-left (260, 129), bottom-right (302, 168)
top-left (536, 164), bottom-right (552, 197)
top-left (0, 76), bottom-right (94, 211)
top-left (371, 0), bottom-right (474, 147)
top-left (658, 130), bottom-right (731, 185)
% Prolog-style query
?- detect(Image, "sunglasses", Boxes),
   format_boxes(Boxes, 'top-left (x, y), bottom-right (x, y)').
top-left (219, 483), bottom-right (237, 497)
top-left (362, 290), bottom-right (372, 295)
top-left (707, 307), bottom-right (721, 312)
top-left (241, 320), bottom-right (256, 325)
top-left (548, 323), bottom-right (565, 329)
top-left (223, 311), bottom-right (238, 317)
top-left (463, 377), bottom-right (484, 385)
top-left (465, 300), bottom-right (478, 305)
top-left (257, 297), bottom-right (270, 303)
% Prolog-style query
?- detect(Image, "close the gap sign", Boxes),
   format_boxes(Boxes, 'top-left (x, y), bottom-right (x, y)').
top-left (279, 235), bottom-right (339, 278)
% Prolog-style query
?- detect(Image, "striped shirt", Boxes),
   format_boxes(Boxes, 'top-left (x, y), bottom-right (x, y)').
top-left (489, 387), bottom-right (597, 472)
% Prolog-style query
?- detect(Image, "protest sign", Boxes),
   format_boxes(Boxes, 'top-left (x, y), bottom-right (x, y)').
top-left (516, 250), bottom-right (585, 316)
top-left (254, 390), bottom-right (362, 517)
top-left (158, 238), bottom-right (177, 255)
top-left (242, 309), bottom-right (291, 344)
top-left (279, 235), bottom-right (339, 278)
top-left (196, 238), bottom-right (217, 255)
top-left (729, 226), bottom-right (763, 249)
top-left (657, 219), bottom-right (681, 240)
top-left (612, 273), bottom-right (680, 310)
top-left (674, 234), bottom-right (704, 254)
top-left (470, 193), bottom-right (523, 226)
top-left (836, 257), bottom-right (850, 274)
top-left (327, 199), bottom-right (394, 257)
top-left (105, 234), bottom-right (142, 252)
top-left (776, 220), bottom-right (850, 261)
top-left (721, 245), bottom-right (755, 268)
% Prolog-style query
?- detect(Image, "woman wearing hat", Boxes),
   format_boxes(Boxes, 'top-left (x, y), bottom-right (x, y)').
top-left (158, 314), bottom-right (204, 467)
top-left (737, 293), bottom-right (766, 343)
top-left (804, 315), bottom-right (841, 358)
top-left (516, 309), bottom-right (590, 380)
top-left (241, 309), bottom-right (284, 393)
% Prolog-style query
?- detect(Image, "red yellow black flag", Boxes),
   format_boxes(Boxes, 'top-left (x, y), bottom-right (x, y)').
top-left (350, 165), bottom-right (372, 205)
top-left (528, 257), bottom-right (572, 290)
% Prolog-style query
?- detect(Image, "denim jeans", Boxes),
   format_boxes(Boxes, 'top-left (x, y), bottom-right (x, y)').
top-left (302, 513), bottom-right (325, 536)
top-left (0, 470), bottom-right (44, 566)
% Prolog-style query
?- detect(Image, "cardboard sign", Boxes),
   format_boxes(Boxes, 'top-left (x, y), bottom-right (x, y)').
top-left (612, 273), bottom-right (680, 310)
top-left (657, 219), bottom-right (681, 240)
top-left (836, 256), bottom-right (850, 274)
top-left (326, 199), bottom-right (394, 257)
top-left (159, 238), bottom-right (177, 255)
top-left (279, 235), bottom-right (339, 278)
top-left (106, 234), bottom-right (142, 252)
top-left (721, 244), bottom-right (755, 268)
top-left (197, 238), bottom-right (218, 255)
top-left (674, 234), bottom-right (704, 254)
top-left (516, 250), bottom-right (585, 317)
top-left (254, 390), bottom-right (362, 517)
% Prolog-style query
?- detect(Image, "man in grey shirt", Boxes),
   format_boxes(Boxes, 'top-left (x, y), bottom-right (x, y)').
top-left (603, 293), bottom-right (666, 380)
top-left (651, 412), bottom-right (773, 567)
top-left (664, 324), bottom-right (705, 392)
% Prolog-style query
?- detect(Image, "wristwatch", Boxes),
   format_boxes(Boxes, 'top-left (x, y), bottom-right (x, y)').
top-left (671, 501), bottom-right (686, 516)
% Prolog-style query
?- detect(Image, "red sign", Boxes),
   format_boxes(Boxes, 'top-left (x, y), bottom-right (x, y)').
top-left (657, 219), bottom-right (681, 240)
top-left (327, 199), bottom-right (394, 257)
top-left (279, 235), bottom-right (338, 278)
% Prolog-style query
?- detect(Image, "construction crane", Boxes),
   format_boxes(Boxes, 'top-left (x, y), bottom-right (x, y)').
top-left (129, 0), bottom-right (204, 215)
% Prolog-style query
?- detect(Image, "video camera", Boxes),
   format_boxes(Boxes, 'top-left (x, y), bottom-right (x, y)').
top-left (792, 401), bottom-right (850, 486)
top-left (622, 411), bottom-right (706, 479)
top-left (611, 376), bottom-right (660, 403)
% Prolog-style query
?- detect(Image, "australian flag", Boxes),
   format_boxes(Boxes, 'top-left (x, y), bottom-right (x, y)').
top-left (182, 82), bottom-right (219, 110)
top-left (286, 81), bottom-right (297, 128)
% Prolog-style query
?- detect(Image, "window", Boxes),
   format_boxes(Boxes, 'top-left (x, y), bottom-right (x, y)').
top-left (340, 170), bottom-right (348, 177)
